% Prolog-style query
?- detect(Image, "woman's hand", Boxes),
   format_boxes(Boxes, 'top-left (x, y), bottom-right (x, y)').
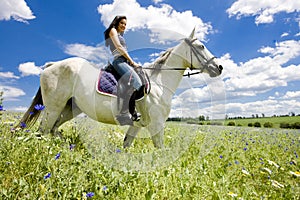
top-left (131, 61), bottom-right (140, 68)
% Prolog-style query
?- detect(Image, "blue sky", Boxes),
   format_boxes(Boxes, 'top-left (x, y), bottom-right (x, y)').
top-left (0, 0), bottom-right (300, 119)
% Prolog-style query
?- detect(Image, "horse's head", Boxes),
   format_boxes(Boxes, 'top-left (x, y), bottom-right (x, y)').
top-left (183, 28), bottom-right (223, 77)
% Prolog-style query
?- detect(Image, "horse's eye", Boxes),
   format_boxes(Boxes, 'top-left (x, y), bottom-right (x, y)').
top-left (199, 45), bottom-right (204, 49)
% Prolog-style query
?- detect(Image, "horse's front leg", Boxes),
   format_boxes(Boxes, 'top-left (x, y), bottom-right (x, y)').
top-left (149, 124), bottom-right (164, 149)
top-left (123, 126), bottom-right (141, 148)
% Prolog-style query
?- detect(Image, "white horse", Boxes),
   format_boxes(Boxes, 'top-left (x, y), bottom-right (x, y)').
top-left (18, 29), bottom-right (223, 148)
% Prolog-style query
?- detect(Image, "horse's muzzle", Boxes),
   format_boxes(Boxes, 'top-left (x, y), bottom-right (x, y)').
top-left (218, 65), bottom-right (223, 73)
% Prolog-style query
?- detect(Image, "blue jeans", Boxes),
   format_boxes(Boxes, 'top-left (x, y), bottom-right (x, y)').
top-left (112, 56), bottom-right (142, 91)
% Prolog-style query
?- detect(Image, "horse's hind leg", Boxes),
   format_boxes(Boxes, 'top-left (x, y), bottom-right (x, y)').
top-left (51, 99), bottom-right (82, 135)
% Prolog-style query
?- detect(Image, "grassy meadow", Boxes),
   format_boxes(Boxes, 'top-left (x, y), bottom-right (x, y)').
top-left (1, 111), bottom-right (300, 199)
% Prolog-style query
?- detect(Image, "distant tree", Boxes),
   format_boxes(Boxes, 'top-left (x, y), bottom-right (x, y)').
top-left (262, 113), bottom-right (265, 118)
top-left (263, 122), bottom-right (273, 128)
top-left (199, 115), bottom-right (205, 121)
top-left (227, 121), bottom-right (235, 126)
top-left (290, 112), bottom-right (295, 116)
top-left (256, 114), bottom-right (259, 118)
top-left (252, 114), bottom-right (255, 118)
top-left (206, 116), bottom-right (209, 121)
top-left (253, 122), bottom-right (261, 127)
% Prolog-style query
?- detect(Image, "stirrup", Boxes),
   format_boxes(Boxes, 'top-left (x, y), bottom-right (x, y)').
top-left (131, 112), bottom-right (141, 122)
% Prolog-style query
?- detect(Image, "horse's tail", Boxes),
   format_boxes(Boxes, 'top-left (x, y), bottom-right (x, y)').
top-left (16, 87), bottom-right (43, 129)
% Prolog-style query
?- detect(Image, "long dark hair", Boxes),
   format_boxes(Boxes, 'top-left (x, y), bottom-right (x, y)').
top-left (104, 16), bottom-right (127, 47)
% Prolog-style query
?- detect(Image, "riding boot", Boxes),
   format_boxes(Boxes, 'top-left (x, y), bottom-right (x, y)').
top-left (129, 90), bottom-right (141, 122)
top-left (116, 95), bottom-right (133, 126)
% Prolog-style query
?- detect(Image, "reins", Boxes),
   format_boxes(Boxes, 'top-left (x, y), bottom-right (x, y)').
top-left (142, 38), bottom-right (216, 78)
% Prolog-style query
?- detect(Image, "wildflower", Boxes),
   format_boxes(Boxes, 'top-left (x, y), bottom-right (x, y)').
top-left (86, 192), bottom-right (94, 198)
top-left (261, 167), bottom-right (272, 175)
top-left (243, 147), bottom-right (247, 151)
top-left (290, 171), bottom-right (300, 178)
top-left (116, 148), bottom-right (121, 153)
top-left (29, 111), bottom-right (34, 115)
top-left (242, 168), bottom-right (250, 176)
top-left (219, 155), bottom-right (223, 159)
top-left (271, 180), bottom-right (284, 188)
top-left (228, 191), bottom-right (238, 197)
top-left (20, 122), bottom-right (26, 128)
top-left (103, 186), bottom-right (107, 191)
top-left (0, 105), bottom-right (3, 111)
top-left (55, 153), bottom-right (61, 160)
top-left (235, 160), bottom-right (239, 164)
top-left (267, 160), bottom-right (280, 168)
top-left (70, 144), bottom-right (75, 150)
top-left (34, 104), bottom-right (45, 111)
top-left (44, 172), bottom-right (51, 180)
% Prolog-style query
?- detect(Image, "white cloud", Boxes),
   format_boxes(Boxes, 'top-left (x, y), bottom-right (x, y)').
top-left (220, 40), bottom-right (300, 98)
top-left (281, 32), bottom-right (289, 38)
top-left (152, 0), bottom-right (163, 4)
top-left (0, 85), bottom-right (25, 100)
top-left (227, 0), bottom-right (300, 25)
top-left (282, 91), bottom-right (300, 99)
top-left (18, 62), bottom-right (42, 76)
top-left (0, 0), bottom-right (35, 23)
top-left (169, 39), bottom-right (300, 118)
top-left (64, 43), bottom-right (110, 63)
top-left (98, 0), bottom-right (212, 43)
top-left (0, 71), bottom-right (19, 79)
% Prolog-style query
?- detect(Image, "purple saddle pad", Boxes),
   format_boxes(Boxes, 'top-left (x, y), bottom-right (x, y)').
top-left (97, 70), bottom-right (117, 95)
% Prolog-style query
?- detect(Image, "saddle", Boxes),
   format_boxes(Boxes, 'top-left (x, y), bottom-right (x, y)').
top-left (96, 63), bottom-right (150, 100)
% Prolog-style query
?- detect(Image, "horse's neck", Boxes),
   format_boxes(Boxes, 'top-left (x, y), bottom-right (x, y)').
top-left (149, 48), bottom-right (186, 95)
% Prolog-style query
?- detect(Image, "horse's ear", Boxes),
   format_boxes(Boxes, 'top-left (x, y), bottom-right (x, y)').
top-left (189, 27), bottom-right (196, 39)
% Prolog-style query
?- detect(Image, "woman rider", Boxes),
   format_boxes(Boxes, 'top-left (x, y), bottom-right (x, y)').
top-left (104, 16), bottom-right (143, 125)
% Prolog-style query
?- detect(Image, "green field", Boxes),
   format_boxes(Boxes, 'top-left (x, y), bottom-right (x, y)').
top-left (1, 112), bottom-right (300, 199)
top-left (224, 116), bottom-right (300, 128)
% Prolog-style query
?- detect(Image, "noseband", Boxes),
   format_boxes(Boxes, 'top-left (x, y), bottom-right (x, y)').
top-left (183, 38), bottom-right (216, 77)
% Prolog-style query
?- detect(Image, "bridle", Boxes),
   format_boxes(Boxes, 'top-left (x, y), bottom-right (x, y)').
top-left (183, 38), bottom-right (217, 77)
top-left (143, 38), bottom-right (217, 77)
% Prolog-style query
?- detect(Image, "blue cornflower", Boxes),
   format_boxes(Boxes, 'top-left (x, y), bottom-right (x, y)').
top-left (116, 148), bottom-right (121, 153)
top-left (0, 105), bottom-right (3, 111)
top-left (55, 152), bottom-right (61, 160)
top-left (235, 160), bottom-right (239, 164)
top-left (20, 122), bottom-right (26, 128)
top-left (29, 111), bottom-right (34, 115)
top-left (243, 147), bottom-right (247, 151)
top-left (70, 144), bottom-right (75, 150)
top-left (44, 172), bottom-right (51, 180)
top-left (103, 186), bottom-right (107, 191)
top-left (219, 155), bottom-right (223, 159)
top-left (86, 192), bottom-right (94, 198)
top-left (34, 104), bottom-right (45, 111)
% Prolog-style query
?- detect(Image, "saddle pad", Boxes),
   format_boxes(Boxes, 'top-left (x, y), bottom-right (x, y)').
top-left (96, 70), bottom-right (117, 96)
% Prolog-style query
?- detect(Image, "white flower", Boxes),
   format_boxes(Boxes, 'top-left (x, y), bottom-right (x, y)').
top-left (261, 167), bottom-right (272, 174)
top-left (228, 192), bottom-right (238, 197)
top-left (289, 171), bottom-right (300, 177)
top-left (242, 169), bottom-right (250, 176)
top-left (267, 160), bottom-right (280, 168)
top-left (271, 180), bottom-right (284, 188)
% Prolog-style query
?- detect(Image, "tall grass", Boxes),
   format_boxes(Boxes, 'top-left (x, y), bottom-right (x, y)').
top-left (1, 111), bottom-right (300, 199)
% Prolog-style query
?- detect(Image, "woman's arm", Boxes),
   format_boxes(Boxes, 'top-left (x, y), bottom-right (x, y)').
top-left (109, 28), bottom-right (138, 67)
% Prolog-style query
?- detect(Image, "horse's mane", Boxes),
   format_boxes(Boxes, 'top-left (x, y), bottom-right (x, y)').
top-left (148, 47), bottom-right (173, 76)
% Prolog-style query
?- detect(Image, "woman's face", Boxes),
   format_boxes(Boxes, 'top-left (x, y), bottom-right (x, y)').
top-left (117, 18), bottom-right (127, 33)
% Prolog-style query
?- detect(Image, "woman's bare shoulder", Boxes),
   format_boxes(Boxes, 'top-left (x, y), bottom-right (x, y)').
top-left (109, 27), bottom-right (118, 37)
